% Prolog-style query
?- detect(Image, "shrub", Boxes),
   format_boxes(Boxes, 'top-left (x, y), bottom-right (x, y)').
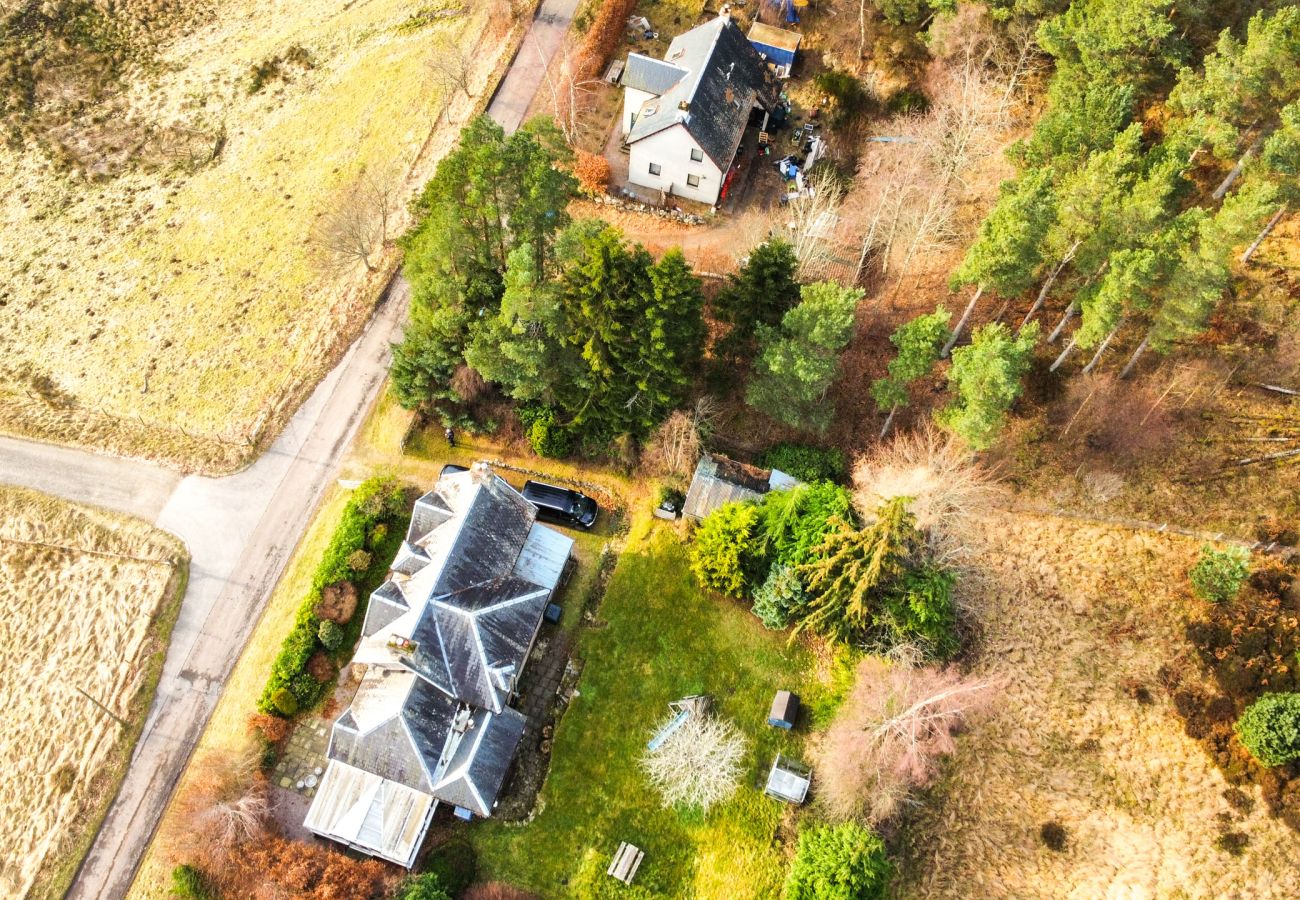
top-left (752, 563), bottom-right (807, 630)
top-left (347, 548), bottom-right (372, 572)
top-left (759, 443), bottom-right (847, 484)
top-left (754, 482), bottom-right (855, 574)
top-left (689, 501), bottom-right (760, 598)
top-left (169, 864), bottom-right (212, 899)
top-left (574, 150), bottom-right (611, 195)
top-left (398, 872), bottom-right (452, 900)
top-left (315, 580), bottom-right (358, 624)
top-left (368, 522), bottom-right (388, 547)
top-left (318, 619), bottom-right (345, 651)
top-left (783, 823), bottom-right (893, 900)
top-left (1039, 822), bottom-right (1068, 852)
top-left (247, 713), bottom-right (291, 745)
top-left (881, 563), bottom-right (958, 659)
top-left (654, 484), bottom-right (686, 513)
top-left (1236, 693), bottom-right (1300, 767)
top-left (526, 409), bottom-right (574, 458)
top-left (423, 839), bottom-right (477, 895)
top-left (1189, 545), bottom-right (1251, 603)
top-left (270, 687), bottom-right (298, 717)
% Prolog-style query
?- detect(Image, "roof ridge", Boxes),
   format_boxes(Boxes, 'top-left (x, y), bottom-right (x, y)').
top-left (683, 16), bottom-right (732, 111)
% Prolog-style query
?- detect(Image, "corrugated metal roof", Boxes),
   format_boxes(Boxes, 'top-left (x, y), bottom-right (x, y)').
top-left (682, 453), bottom-right (768, 521)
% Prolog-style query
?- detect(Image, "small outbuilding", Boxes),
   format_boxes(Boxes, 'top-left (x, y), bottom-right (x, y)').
top-left (682, 453), bottom-right (801, 522)
top-left (768, 690), bottom-right (800, 729)
top-left (764, 754), bottom-right (811, 804)
top-left (747, 22), bottom-right (802, 78)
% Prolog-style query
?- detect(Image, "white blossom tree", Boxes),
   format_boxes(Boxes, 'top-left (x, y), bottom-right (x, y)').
top-left (641, 712), bottom-right (747, 811)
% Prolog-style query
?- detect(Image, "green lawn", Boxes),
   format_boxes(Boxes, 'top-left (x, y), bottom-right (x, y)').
top-left (472, 514), bottom-right (817, 898)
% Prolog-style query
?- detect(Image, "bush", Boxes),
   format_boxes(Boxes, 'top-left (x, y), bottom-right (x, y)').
top-left (169, 864), bottom-right (212, 899)
top-left (754, 483), bottom-right (855, 574)
top-left (1236, 693), bottom-right (1300, 767)
top-left (1189, 545), bottom-right (1251, 603)
top-left (398, 872), bottom-right (452, 900)
top-left (424, 839), bottom-right (477, 895)
top-left (525, 408), bottom-right (574, 458)
top-left (752, 563), bottom-right (807, 629)
top-left (783, 823), bottom-right (893, 900)
top-left (574, 150), bottom-right (611, 195)
top-left (759, 443), bottom-right (847, 484)
top-left (315, 580), bottom-right (358, 624)
top-left (689, 502), bottom-right (761, 598)
top-left (881, 563), bottom-right (958, 659)
top-left (270, 687), bottom-right (298, 717)
top-left (654, 484), bottom-right (685, 513)
top-left (318, 619), bottom-right (345, 651)
top-left (258, 476), bottom-right (406, 717)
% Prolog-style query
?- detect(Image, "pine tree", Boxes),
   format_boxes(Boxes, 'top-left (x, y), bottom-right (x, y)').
top-left (872, 308), bottom-right (952, 438)
top-left (389, 303), bottom-right (472, 415)
top-left (936, 322), bottom-right (1040, 451)
top-left (714, 238), bottom-right (802, 351)
top-left (745, 281), bottom-right (862, 432)
top-left (1037, 0), bottom-right (1184, 89)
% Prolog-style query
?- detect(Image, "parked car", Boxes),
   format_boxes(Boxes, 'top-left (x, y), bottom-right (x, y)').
top-left (440, 463), bottom-right (469, 477)
top-left (522, 480), bottom-right (598, 529)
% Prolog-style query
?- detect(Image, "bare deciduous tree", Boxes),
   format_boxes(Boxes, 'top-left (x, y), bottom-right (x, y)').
top-left (781, 167), bottom-right (853, 280)
top-left (542, 46), bottom-right (600, 146)
top-left (429, 34), bottom-right (476, 101)
top-left (308, 169), bottom-right (398, 274)
top-left (642, 396), bottom-right (720, 478)
top-left (167, 749), bottom-right (270, 866)
top-left (817, 651), bottom-right (995, 824)
top-left (641, 712), bottom-right (747, 811)
top-left (853, 423), bottom-right (998, 562)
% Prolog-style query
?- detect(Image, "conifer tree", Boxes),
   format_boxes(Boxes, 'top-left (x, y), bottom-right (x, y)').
top-left (872, 308), bottom-right (952, 438)
top-left (714, 238), bottom-right (802, 351)
top-left (937, 322), bottom-right (1039, 450)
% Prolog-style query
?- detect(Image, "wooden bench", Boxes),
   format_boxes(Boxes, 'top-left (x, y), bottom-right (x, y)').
top-left (607, 841), bottom-right (645, 884)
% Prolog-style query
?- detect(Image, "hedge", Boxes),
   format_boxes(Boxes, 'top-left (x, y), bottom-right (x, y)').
top-left (759, 443), bottom-right (847, 484)
top-left (257, 476), bottom-right (407, 717)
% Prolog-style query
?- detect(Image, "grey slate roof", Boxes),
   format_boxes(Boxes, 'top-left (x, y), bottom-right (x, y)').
top-left (626, 16), bottom-right (778, 168)
top-left (431, 480), bottom-right (535, 595)
top-left (327, 672), bottom-right (457, 794)
top-left (622, 53), bottom-right (688, 95)
top-left (364, 580), bottom-right (409, 637)
top-left (431, 706), bottom-right (527, 817)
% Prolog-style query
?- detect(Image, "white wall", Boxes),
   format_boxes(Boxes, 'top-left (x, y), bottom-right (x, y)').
top-left (627, 124), bottom-right (725, 205)
top-left (622, 87), bottom-right (657, 136)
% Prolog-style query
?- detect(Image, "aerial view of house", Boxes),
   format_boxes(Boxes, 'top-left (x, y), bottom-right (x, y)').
top-left (305, 464), bottom-right (572, 865)
top-left (4, 0), bottom-right (1300, 898)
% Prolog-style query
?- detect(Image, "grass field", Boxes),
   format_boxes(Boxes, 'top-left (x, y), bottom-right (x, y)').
top-left (0, 0), bottom-right (515, 473)
top-left (898, 510), bottom-right (1300, 899)
top-left (0, 487), bottom-right (186, 900)
top-left (471, 516), bottom-right (825, 899)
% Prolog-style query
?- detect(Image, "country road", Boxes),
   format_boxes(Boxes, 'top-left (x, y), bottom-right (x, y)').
top-left (0, 4), bottom-right (578, 896)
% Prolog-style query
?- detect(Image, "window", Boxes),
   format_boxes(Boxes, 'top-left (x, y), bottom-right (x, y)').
top-left (686, 174), bottom-right (701, 188)
top-left (649, 162), bottom-right (662, 176)
top-left (690, 148), bottom-right (703, 162)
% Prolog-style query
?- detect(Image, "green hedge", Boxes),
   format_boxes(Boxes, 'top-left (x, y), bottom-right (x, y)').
top-left (759, 443), bottom-right (847, 484)
top-left (257, 476), bottom-right (407, 717)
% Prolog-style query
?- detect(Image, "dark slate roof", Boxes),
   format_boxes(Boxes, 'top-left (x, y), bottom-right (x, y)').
top-left (432, 479), bottom-right (535, 595)
top-left (682, 453), bottom-right (771, 520)
top-left (328, 673), bottom-right (457, 794)
top-left (405, 577), bottom-right (549, 712)
top-left (623, 53), bottom-right (688, 95)
top-left (626, 16), bottom-right (778, 168)
top-left (432, 707), bottom-right (526, 817)
top-left (363, 580), bottom-right (409, 638)
top-left (392, 541), bottom-right (430, 576)
top-left (407, 490), bottom-right (455, 545)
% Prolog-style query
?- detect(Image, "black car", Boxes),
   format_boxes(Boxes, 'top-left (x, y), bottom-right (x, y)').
top-left (521, 480), bottom-right (598, 529)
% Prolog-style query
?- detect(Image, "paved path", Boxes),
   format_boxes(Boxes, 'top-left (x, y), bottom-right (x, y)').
top-left (487, 0), bottom-right (583, 133)
top-left (0, 4), bottom-right (582, 896)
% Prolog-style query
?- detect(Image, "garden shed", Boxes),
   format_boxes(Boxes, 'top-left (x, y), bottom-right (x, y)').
top-left (682, 453), bottom-right (800, 522)
top-left (747, 22), bottom-right (802, 78)
top-left (764, 754), bottom-right (811, 804)
top-left (768, 690), bottom-right (800, 729)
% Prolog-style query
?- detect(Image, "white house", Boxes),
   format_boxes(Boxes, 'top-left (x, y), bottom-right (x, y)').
top-left (621, 15), bottom-right (779, 206)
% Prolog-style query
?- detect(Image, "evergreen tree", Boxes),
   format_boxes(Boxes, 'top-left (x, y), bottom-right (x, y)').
top-left (389, 303), bottom-right (472, 414)
top-left (1037, 0), bottom-right (1184, 89)
top-left (745, 281), bottom-right (862, 432)
top-left (1015, 80), bottom-right (1135, 168)
top-left (872, 308), bottom-right (952, 436)
top-left (937, 322), bottom-right (1039, 451)
top-left (952, 168), bottom-right (1057, 297)
top-left (714, 238), bottom-right (802, 350)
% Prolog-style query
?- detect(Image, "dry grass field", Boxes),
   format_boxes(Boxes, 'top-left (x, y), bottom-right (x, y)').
top-left (0, 486), bottom-right (186, 899)
top-left (900, 509), bottom-right (1300, 899)
top-left (0, 0), bottom-right (516, 473)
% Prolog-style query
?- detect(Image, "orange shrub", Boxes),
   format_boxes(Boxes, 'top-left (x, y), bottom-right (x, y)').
top-left (574, 151), bottom-right (612, 194)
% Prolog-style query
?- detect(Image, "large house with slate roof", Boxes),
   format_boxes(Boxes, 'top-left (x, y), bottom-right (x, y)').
top-left (303, 463), bottom-right (573, 867)
top-left (621, 15), bottom-right (779, 205)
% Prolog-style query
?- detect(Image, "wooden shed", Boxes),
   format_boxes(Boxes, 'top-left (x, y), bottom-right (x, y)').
top-left (768, 690), bottom-right (800, 729)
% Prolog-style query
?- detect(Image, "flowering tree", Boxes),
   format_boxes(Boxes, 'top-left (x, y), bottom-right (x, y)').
top-left (640, 713), bottom-right (747, 811)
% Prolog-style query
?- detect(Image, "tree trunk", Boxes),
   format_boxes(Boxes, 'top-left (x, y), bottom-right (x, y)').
top-left (1212, 134), bottom-right (1264, 201)
top-left (1049, 336), bottom-right (1077, 372)
top-left (1022, 240), bottom-right (1080, 326)
top-left (1241, 203), bottom-right (1289, 264)
top-left (1081, 323), bottom-right (1121, 374)
top-left (879, 404), bottom-right (898, 441)
top-left (1119, 334), bottom-right (1151, 379)
top-left (941, 285), bottom-right (984, 358)
top-left (1047, 301), bottom-right (1076, 343)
